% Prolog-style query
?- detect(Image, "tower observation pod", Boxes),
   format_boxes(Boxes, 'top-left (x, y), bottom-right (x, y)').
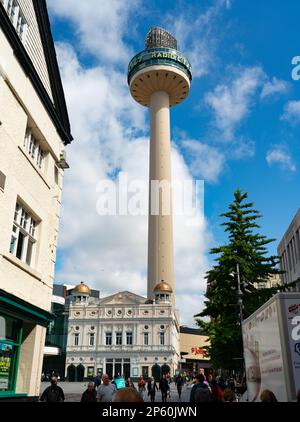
top-left (127, 27), bottom-right (192, 301)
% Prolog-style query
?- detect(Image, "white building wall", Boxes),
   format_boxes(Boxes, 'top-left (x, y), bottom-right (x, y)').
top-left (0, 2), bottom-right (69, 398)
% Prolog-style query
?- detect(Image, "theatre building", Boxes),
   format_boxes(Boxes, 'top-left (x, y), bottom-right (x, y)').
top-left (65, 282), bottom-right (180, 381)
top-left (0, 0), bottom-right (72, 400)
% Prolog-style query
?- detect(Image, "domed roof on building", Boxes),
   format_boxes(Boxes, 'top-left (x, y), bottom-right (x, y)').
top-left (154, 281), bottom-right (173, 293)
top-left (73, 281), bottom-right (91, 295)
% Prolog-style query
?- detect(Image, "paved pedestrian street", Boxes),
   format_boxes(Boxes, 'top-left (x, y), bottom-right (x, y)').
top-left (40, 381), bottom-right (192, 403)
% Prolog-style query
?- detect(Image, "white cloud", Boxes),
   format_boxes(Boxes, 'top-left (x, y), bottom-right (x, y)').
top-left (266, 145), bottom-right (296, 172)
top-left (260, 77), bottom-right (289, 100)
top-left (281, 100), bottom-right (300, 124)
top-left (181, 140), bottom-right (225, 183)
top-left (47, 0), bottom-right (139, 65)
top-left (168, 0), bottom-right (232, 78)
top-left (55, 43), bottom-right (211, 327)
top-left (205, 66), bottom-right (265, 140)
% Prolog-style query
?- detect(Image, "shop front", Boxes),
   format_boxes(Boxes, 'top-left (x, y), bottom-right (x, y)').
top-left (0, 289), bottom-right (53, 401)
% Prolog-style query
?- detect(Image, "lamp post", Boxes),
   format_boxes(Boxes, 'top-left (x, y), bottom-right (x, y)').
top-left (235, 263), bottom-right (247, 397)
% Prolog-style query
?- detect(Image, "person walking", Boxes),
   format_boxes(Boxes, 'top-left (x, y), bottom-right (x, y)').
top-left (93, 371), bottom-right (102, 391)
top-left (40, 377), bottom-right (65, 402)
top-left (97, 374), bottom-right (117, 402)
top-left (147, 376), bottom-right (158, 402)
top-left (125, 377), bottom-right (136, 389)
top-left (190, 374), bottom-right (211, 403)
top-left (81, 382), bottom-right (97, 402)
top-left (137, 376), bottom-right (146, 400)
top-left (159, 374), bottom-right (170, 403)
top-left (175, 374), bottom-right (184, 400)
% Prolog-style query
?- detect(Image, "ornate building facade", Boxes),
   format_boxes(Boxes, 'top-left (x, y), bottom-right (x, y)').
top-left (65, 282), bottom-right (180, 381)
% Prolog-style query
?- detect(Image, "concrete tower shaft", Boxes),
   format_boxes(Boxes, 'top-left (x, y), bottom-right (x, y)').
top-left (127, 29), bottom-right (192, 301)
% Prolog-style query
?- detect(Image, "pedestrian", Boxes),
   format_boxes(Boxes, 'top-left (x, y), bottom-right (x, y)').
top-left (159, 374), bottom-right (170, 403)
top-left (222, 387), bottom-right (236, 402)
top-left (297, 389), bottom-right (300, 403)
top-left (112, 387), bottom-right (144, 402)
top-left (190, 374), bottom-right (211, 403)
top-left (81, 382), bottom-right (97, 402)
top-left (260, 389), bottom-right (277, 402)
top-left (147, 376), bottom-right (158, 402)
top-left (137, 376), bottom-right (146, 400)
top-left (93, 371), bottom-right (102, 390)
top-left (125, 377), bottom-right (136, 389)
top-left (96, 374), bottom-right (116, 402)
top-left (175, 374), bottom-right (184, 400)
top-left (210, 379), bottom-right (223, 402)
top-left (39, 377), bottom-right (65, 402)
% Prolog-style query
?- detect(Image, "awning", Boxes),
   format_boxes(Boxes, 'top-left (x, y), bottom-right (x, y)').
top-left (0, 289), bottom-right (54, 327)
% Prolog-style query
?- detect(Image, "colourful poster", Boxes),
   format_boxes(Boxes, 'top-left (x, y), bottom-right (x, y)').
top-left (115, 377), bottom-right (126, 389)
top-left (0, 343), bottom-right (12, 390)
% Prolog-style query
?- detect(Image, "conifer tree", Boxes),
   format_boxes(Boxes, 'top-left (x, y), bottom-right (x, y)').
top-left (196, 189), bottom-right (294, 370)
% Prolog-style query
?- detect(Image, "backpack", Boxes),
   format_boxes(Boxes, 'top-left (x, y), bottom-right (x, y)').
top-left (45, 386), bottom-right (63, 402)
top-left (194, 383), bottom-right (211, 402)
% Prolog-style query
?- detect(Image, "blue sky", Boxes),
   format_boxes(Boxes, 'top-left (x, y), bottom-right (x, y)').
top-left (48, 0), bottom-right (300, 325)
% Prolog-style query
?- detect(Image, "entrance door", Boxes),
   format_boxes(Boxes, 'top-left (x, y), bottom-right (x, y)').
top-left (142, 366), bottom-right (149, 379)
top-left (67, 365), bottom-right (75, 382)
top-left (151, 364), bottom-right (161, 382)
top-left (123, 363), bottom-right (130, 379)
top-left (106, 363), bottom-right (113, 380)
top-left (76, 364), bottom-right (84, 382)
top-left (115, 363), bottom-right (122, 377)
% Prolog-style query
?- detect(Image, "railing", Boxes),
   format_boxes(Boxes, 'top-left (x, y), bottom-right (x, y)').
top-left (67, 345), bottom-right (175, 353)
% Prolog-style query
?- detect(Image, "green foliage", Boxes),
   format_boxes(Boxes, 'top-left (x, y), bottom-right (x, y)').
top-left (195, 189), bottom-right (294, 370)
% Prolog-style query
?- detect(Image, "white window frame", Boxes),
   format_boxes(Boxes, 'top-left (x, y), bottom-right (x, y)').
top-left (9, 202), bottom-right (38, 267)
top-left (159, 332), bottom-right (165, 346)
top-left (126, 332), bottom-right (133, 346)
top-left (105, 332), bottom-right (112, 346)
top-left (74, 333), bottom-right (79, 346)
top-left (2, 0), bottom-right (28, 42)
top-left (89, 333), bottom-right (95, 347)
top-left (144, 332), bottom-right (149, 346)
top-left (24, 129), bottom-right (44, 171)
top-left (116, 332), bottom-right (122, 345)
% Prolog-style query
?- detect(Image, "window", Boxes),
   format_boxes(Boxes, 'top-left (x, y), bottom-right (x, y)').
top-left (159, 332), bottom-right (165, 346)
top-left (105, 332), bottom-right (112, 346)
top-left (0, 171), bottom-right (6, 191)
top-left (89, 333), bottom-right (94, 347)
top-left (2, 0), bottom-right (27, 42)
top-left (74, 333), bottom-right (79, 346)
top-left (126, 332), bottom-right (133, 345)
top-left (23, 130), bottom-right (44, 170)
top-left (144, 332), bottom-right (149, 346)
top-left (0, 314), bottom-right (23, 393)
top-left (116, 332), bottom-right (122, 345)
top-left (9, 202), bottom-right (38, 267)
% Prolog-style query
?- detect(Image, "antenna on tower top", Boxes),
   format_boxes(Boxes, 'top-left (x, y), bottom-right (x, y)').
top-left (145, 27), bottom-right (178, 50)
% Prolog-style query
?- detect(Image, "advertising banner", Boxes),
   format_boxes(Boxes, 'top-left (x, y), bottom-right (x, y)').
top-left (283, 298), bottom-right (300, 396)
top-left (243, 299), bottom-right (287, 401)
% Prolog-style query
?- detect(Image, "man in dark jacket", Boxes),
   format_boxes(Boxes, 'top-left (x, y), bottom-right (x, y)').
top-left (175, 374), bottom-right (184, 400)
top-left (81, 382), bottom-right (97, 402)
top-left (159, 374), bottom-right (169, 402)
top-left (147, 376), bottom-right (158, 402)
top-left (190, 374), bottom-right (211, 402)
top-left (40, 377), bottom-right (65, 402)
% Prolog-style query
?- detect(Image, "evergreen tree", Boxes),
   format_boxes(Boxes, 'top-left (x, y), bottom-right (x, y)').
top-left (196, 189), bottom-right (295, 370)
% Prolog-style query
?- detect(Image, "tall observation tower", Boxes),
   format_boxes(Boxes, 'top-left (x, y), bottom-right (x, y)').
top-left (128, 27), bottom-right (192, 302)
